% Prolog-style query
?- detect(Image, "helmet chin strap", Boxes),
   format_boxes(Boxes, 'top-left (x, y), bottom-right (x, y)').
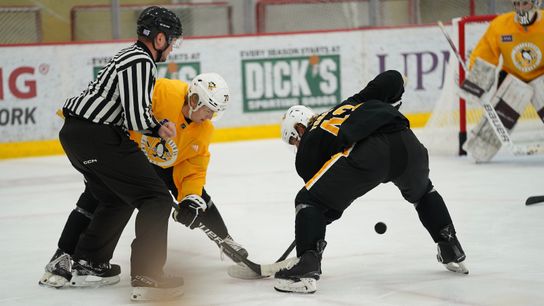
top-left (188, 103), bottom-right (202, 121)
top-left (152, 37), bottom-right (170, 62)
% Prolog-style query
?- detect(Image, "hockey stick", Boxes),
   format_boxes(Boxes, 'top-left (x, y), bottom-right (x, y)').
top-left (526, 195), bottom-right (544, 206)
top-left (437, 21), bottom-right (544, 156)
top-left (170, 198), bottom-right (296, 276)
top-left (437, 21), bottom-right (468, 72)
top-left (277, 240), bottom-right (296, 262)
top-left (227, 240), bottom-right (297, 279)
top-left (199, 222), bottom-right (297, 276)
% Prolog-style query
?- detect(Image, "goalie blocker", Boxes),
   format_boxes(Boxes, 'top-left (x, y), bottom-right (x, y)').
top-left (460, 59), bottom-right (543, 162)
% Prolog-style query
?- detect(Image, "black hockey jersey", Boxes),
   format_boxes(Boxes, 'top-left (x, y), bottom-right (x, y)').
top-left (295, 70), bottom-right (410, 182)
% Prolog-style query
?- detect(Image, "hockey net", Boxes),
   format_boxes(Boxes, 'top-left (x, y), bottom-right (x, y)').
top-left (71, 3), bottom-right (233, 41)
top-left (0, 6), bottom-right (42, 44)
top-left (418, 15), bottom-right (544, 156)
top-left (256, 0), bottom-right (414, 33)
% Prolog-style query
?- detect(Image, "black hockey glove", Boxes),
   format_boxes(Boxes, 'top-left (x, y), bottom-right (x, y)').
top-left (172, 194), bottom-right (208, 229)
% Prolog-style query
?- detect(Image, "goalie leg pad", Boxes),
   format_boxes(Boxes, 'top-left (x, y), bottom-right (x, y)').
top-left (529, 75), bottom-right (544, 123)
top-left (464, 74), bottom-right (534, 161)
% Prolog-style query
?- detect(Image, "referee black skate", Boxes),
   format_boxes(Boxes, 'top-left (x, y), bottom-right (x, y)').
top-left (275, 70), bottom-right (468, 294)
top-left (48, 6), bottom-right (184, 301)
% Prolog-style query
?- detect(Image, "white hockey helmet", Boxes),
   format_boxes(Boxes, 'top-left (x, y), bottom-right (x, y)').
top-left (512, 0), bottom-right (541, 25)
top-left (281, 105), bottom-right (315, 145)
top-left (188, 73), bottom-right (230, 121)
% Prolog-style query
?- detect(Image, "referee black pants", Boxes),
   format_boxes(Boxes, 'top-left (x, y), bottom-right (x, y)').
top-left (59, 116), bottom-right (173, 277)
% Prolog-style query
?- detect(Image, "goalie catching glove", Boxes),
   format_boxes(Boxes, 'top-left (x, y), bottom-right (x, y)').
top-left (172, 194), bottom-right (209, 229)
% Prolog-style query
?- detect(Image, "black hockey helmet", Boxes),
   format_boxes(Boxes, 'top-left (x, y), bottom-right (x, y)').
top-left (137, 6), bottom-right (182, 44)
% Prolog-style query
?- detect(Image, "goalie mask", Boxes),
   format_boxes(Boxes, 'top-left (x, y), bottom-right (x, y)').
top-left (281, 105), bottom-right (315, 145)
top-left (512, 0), bottom-right (542, 25)
top-left (188, 73), bottom-right (230, 121)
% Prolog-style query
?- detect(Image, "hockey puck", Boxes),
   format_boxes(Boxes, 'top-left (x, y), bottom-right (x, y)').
top-left (374, 222), bottom-right (387, 234)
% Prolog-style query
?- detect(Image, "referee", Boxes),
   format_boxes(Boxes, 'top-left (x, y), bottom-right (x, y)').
top-left (58, 6), bottom-right (184, 299)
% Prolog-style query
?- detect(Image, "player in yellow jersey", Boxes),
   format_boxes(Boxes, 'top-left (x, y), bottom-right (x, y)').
top-left (461, 0), bottom-right (544, 161)
top-left (40, 73), bottom-right (249, 293)
top-left (137, 74), bottom-right (249, 264)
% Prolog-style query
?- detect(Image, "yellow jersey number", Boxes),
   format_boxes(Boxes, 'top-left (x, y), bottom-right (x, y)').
top-left (311, 103), bottom-right (362, 136)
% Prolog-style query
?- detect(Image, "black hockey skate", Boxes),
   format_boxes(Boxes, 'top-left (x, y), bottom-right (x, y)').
top-left (436, 225), bottom-right (469, 274)
top-left (70, 259), bottom-right (121, 287)
top-left (39, 249), bottom-right (72, 288)
top-left (218, 234), bottom-right (249, 264)
top-left (131, 274), bottom-right (184, 301)
top-left (274, 240), bottom-right (326, 294)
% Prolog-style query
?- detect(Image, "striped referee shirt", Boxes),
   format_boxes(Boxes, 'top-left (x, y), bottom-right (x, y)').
top-left (63, 41), bottom-right (160, 132)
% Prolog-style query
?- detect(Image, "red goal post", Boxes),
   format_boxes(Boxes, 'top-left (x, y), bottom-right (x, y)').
top-left (457, 15), bottom-right (497, 155)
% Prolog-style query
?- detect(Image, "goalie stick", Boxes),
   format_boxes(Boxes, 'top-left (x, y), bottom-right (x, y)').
top-left (526, 196), bottom-right (544, 206)
top-left (437, 21), bottom-right (544, 156)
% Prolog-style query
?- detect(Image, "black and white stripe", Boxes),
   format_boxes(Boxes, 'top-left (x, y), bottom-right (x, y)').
top-left (63, 42), bottom-right (159, 131)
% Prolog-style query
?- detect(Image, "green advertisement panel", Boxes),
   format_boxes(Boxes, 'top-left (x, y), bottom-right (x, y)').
top-left (242, 55), bottom-right (341, 113)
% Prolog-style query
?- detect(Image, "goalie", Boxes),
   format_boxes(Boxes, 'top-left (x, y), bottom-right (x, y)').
top-left (460, 0), bottom-right (544, 162)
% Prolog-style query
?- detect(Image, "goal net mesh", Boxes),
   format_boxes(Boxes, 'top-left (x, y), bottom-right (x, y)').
top-left (71, 3), bottom-right (232, 41)
top-left (0, 7), bottom-right (41, 44)
top-left (417, 16), bottom-right (544, 156)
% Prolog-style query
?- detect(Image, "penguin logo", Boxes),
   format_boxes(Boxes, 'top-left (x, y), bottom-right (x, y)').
top-left (511, 42), bottom-right (541, 73)
top-left (140, 135), bottom-right (178, 167)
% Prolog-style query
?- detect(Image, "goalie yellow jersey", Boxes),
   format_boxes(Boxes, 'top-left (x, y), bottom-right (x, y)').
top-left (469, 11), bottom-right (544, 82)
top-left (130, 78), bottom-right (214, 201)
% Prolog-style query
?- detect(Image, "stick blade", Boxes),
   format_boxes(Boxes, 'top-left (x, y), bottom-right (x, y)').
top-left (227, 264), bottom-right (268, 280)
top-left (526, 196), bottom-right (544, 206)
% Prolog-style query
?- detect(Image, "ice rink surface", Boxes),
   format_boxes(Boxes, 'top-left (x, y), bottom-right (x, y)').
top-left (1, 138), bottom-right (543, 306)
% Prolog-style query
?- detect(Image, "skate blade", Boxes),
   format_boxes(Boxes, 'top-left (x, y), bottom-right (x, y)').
top-left (70, 274), bottom-right (120, 287)
top-left (39, 272), bottom-right (69, 288)
top-left (131, 286), bottom-right (184, 301)
top-left (227, 264), bottom-right (267, 280)
top-left (274, 278), bottom-right (316, 294)
top-left (444, 262), bottom-right (469, 274)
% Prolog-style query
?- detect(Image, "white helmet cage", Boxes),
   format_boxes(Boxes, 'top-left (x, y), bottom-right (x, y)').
top-left (512, 0), bottom-right (542, 25)
top-left (281, 105), bottom-right (315, 145)
top-left (188, 73), bottom-right (230, 121)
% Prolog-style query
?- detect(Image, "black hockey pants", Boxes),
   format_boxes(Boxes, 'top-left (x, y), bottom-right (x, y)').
top-left (296, 128), bottom-right (431, 212)
top-left (59, 116), bottom-right (173, 277)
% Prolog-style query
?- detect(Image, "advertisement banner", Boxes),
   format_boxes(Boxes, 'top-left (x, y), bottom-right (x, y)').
top-left (0, 25), bottom-right (456, 147)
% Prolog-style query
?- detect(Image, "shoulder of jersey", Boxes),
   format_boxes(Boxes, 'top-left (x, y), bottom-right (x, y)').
top-left (493, 12), bottom-right (516, 25)
top-left (114, 44), bottom-right (154, 63)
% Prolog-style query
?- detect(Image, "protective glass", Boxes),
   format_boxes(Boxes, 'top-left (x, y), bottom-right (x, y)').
top-left (168, 37), bottom-right (183, 50)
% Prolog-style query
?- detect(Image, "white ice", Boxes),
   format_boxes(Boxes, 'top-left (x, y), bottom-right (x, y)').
top-left (1, 138), bottom-right (543, 306)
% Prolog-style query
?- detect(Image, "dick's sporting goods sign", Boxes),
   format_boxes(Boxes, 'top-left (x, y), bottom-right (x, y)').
top-left (241, 49), bottom-right (341, 112)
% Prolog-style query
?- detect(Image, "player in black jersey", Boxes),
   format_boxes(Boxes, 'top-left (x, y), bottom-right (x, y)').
top-left (274, 70), bottom-right (468, 294)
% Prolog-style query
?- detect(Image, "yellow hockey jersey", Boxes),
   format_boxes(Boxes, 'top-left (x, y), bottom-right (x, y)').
top-left (130, 78), bottom-right (214, 201)
top-left (469, 11), bottom-right (544, 82)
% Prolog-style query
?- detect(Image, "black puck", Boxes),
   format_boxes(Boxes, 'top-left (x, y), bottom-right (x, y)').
top-left (374, 222), bottom-right (387, 234)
